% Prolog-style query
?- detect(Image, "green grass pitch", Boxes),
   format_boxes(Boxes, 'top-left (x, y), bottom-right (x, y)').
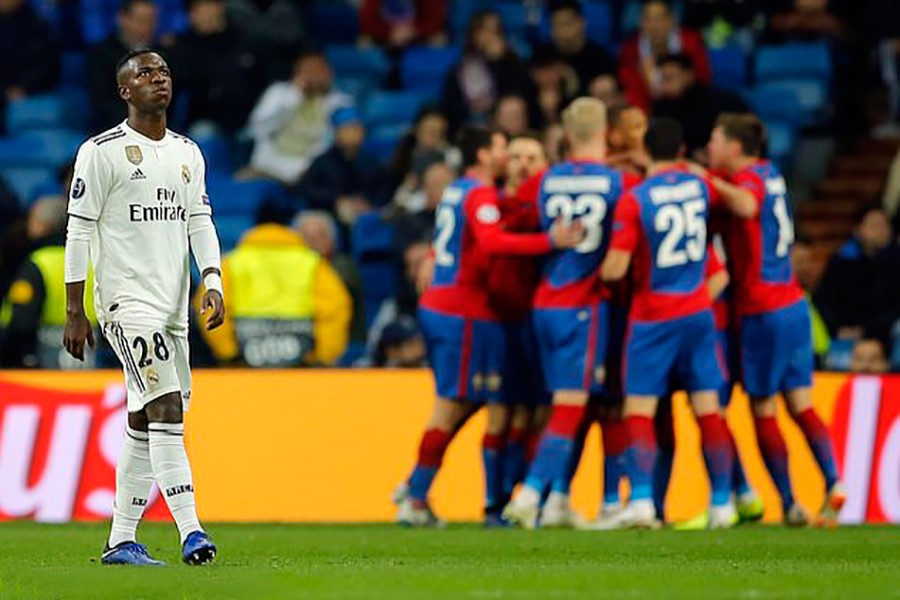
top-left (0, 523), bottom-right (898, 599)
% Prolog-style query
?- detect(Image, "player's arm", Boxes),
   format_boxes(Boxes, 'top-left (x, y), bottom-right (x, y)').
top-left (188, 149), bottom-right (225, 331)
top-left (705, 243), bottom-right (729, 300)
top-left (468, 188), bottom-right (582, 256)
top-left (687, 163), bottom-right (758, 219)
top-left (63, 143), bottom-right (108, 360)
top-left (600, 194), bottom-right (639, 282)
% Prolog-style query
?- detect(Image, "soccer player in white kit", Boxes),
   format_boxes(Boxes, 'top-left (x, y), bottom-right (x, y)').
top-left (63, 49), bottom-right (225, 566)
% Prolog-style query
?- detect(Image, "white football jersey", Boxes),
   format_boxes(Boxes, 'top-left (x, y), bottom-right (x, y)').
top-left (68, 121), bottom-right (212, 334)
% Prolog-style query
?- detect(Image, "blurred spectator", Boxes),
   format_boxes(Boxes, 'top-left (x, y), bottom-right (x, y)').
top-left (226, 0), bottom-right (305, 81)
top-left (169, 0), bottom-right (264, 136)
top-left (293, 106), bottom-right (380, 225)
top-left (386, 107), bottom-right (456, 201)
top-left (1, 198), bottom-right (99, 368)
top-left (529, 48), bottom-right (578, 127)
top-left (293, 210), bottom-right (366, 343)
top-left (0, 0), bottom-right (60, 132)
top-left (767, 0), bottom-right (847, 42)
top-left (372, 315), bottom-right (426, 367)
top-left (619, 0), bottom-right (711, 112)
top-left (441, 9), bottom-right (538, 134)
top-left (606, 103), bottom-right (649, 174)
top-left (246, 51), bottom-right (352, 185)
top-left (393, 161), bottom-right (454, 250)
top-left (849, 337), bottom-right (890, 374)
top-left (683, 0), bottom-right (761, 49)
top-left (359, 0), bottom-right (447, 49)
top-left (544, 123), bottom-right (567, 163)
top-left (651, 53), bottom-right (747, 157)
top-left (815, 207), bottom-right (900, 344)
top-left (535, 0), bottom-right (616, 96)
top-left (792, 235), bottom-right (831, 362)
top-left (87, 0), bottom-right (157, 130)
top-left (198, 220), bottom-right (352, 367)
top-left (589, 74), bottom-right (625, 108)
top-left (493, 95), bottom-right (530, 137)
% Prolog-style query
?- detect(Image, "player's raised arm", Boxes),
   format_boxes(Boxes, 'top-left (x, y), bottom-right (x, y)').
top-left (63, 142), bottom-right (109, 360)
top-left (600, 194), bottom-right (639, 281)
top-left (687, 162), bottom-right (758, 219)
top-left (187, 149), bottom-right (225, 331)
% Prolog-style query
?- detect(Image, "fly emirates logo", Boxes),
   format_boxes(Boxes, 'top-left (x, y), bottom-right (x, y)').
top-left (129, 188), bottom-right (186, 223)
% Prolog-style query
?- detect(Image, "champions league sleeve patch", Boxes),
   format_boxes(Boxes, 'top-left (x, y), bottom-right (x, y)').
top-left (476, 204), bottom-right (501, 225)
top-left (71, 178), bottom-right (86, 199)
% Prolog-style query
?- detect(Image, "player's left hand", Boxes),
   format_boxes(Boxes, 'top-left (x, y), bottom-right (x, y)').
top-left (202, 290), bottom-right (225, 331)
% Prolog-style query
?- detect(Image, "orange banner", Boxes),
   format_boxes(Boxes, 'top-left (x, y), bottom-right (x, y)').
top-left (0, 370), bottom-right (896, 523)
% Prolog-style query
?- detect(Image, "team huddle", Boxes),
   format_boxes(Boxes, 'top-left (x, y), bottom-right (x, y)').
top-left (395, 97), bottom-right (846, 530)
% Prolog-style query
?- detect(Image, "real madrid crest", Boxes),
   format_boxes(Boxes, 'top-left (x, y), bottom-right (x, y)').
top-left (181, 164), bottom-right (191, 185)
top-left (125, 145), bottom-right (143, 165)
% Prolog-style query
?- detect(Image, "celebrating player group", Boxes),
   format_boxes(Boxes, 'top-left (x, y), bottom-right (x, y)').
top-left (395, 96), bottom-right (847, 531)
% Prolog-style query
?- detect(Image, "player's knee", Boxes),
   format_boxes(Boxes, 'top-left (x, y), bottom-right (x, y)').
top-left (144, 392), bottom-right (184, 424)
top-left (485, 403), bottom-right (510, 435)
top-left (784, 388), bottom-right (813, 415)
top-left (690, 391), bottom-right (720, 416)
top-left (750, 396), bottom-right (778, 417)
top-left (624, 395), bottom-right (657, 417)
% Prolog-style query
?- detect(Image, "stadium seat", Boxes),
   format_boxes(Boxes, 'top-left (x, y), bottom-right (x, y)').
top-left (763, 121), bottom-right (796, 168)
top-left (709, 44), bottom-right (748, 92)
top-left (335, 77), bottom-right (374, 102)
top-left (494, 2), bottom-right (528, 40)
top-left (755, 42), bottom-right (832, 83)
top-left (538, 1), bottom-right (614, 49)
top-left (363, 91), bottom-right (425, 129)
top-left (80, 0), bottom-right (186, 44)
top-left (206, 176), bottom-right (281, 218)
top-left (351, 212), bottom-right (398, 326)
top-left (363, 123), bottom-right (408, 165)
top-left (6, 95), bottom-right (87, 134)
top-left (0, 166), bottom-right (56, 206)
top-left (449, 0), bottom-right (487, 41)
top-left (0, 130), bottom-right (83, 169)
top-left (215, 215), bottom-right (255, 252)
top-left (194, 134), bottom-right (233, 174)
top-left (824, 338), bottom-right (853, 371)
top-left (400, 46), bottom-right (461, 100)
top-left (60, 53), bottom-right (87, 89)
top-left (326, 46), bottom-right (390, 88)
top-left (310, 1), bottom-right (360, 45)
top-left (743, 85), bottom-right (806, 126)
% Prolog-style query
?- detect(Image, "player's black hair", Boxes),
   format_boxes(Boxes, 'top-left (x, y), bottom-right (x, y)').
top-left (115, 48), bottom-right (161, 78)
top-left (644, 118), bottom-right (683, 161)
top-left (657, 52), bottom-right (694, 71)
top-left (549, 0), bottom-right (584, 18)
top-left (119, 0), bottom-right (155, 14)
top-left (715, 112), bottom-right (765, 158)
top-left (186, 0), bottom-right (222, 9)
top-left (607, 102), bottom-right (637, 128)
top-left (642, 0), bottom-right (673, 11)
top-left (458, 126), bottom-right (501, 169)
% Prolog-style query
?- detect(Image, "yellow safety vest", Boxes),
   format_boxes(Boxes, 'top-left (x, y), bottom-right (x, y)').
top-left (29, 246), bottom-right (97, 326)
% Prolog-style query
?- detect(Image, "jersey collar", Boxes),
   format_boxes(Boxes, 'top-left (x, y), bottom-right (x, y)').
top-left (121, 120), bottom-right (172, 147)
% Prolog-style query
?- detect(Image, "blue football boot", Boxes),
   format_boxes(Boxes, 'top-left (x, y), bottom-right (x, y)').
top-left (182, 531), bottom-right (217, 565)
top-left (101, 542), bottom-right (166, 566)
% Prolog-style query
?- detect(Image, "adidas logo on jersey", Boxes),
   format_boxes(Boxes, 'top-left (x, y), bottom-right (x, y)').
top-left (130, 169), bottom-right (147, 181)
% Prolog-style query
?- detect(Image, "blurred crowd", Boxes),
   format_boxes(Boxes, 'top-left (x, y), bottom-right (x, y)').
top-left (2, 0), bottom-right (900, 371)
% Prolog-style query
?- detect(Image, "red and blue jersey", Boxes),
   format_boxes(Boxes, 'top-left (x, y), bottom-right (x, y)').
top-left (724, 160), bottom-right (803, 316)
top-left (534, 160), bottom-right (639, 308)
top-left (610, 165), bottom-right (720, 322)
top-left (421, 173), bottom-right (554, 321)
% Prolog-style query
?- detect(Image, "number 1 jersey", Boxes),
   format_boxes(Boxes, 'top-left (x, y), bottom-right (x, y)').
top-left (534, 160), bottom-right (639, 308)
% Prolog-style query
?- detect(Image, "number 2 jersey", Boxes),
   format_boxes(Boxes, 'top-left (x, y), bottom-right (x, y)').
top-left (420, 174), bottom-right (554, 320)
top-left (534, 160), bottom-right (640, 308)
top-left (67, 121), bottom-right (212, 334)
top-left (610, 165), bottom-right (720, 322)
top-left (722, 160), bottom-right (803, 317)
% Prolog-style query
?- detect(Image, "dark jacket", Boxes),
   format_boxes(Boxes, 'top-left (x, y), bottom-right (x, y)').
top-left (294, 145), bottom-right (382, 214)
top-left (87, 35), bottom-right (131, 130)
top-left (652, 82), bottom-right (748, 154)
top-left (534, 40), bottom-right (617, 96)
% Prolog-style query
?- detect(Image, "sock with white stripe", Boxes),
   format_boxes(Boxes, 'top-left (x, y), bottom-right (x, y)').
top-left (108, 425), bottom-right (154, 548)
top-left (148, 422), bottom-right (202, 543)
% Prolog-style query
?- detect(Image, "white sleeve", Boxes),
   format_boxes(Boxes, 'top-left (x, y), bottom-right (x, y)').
top-left (189, 147), bottom-right (212, 218)
top-left (68, 141), bottom-right (112, 221)
top-left (188, 148), bottom-right (222, 278)
top-left (65, 215), bottom-right (95, 283)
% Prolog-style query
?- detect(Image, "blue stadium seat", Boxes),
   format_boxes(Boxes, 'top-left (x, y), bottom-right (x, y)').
top-left (326, 46), bottom-right (390, 87)
top-left (0, 130), bottom-right (83, 169)
top-left (310, 1), bottom-right (360, 45)
top-left (824, 338), bottom-right (853, 371)
top-left (755, 42), bottom-right (832, 83)
top-left (80, 0), bottom-right (186, 44)
top-left (7, 95), bottom-right (87, 134)
top-left (363, 123), bottom-right (408, 166)
top-left (215, 215), bottom-right (255, 252)
top-left (206, 176), bottom-right (281, 218)
top-left (538, 1), bottom-right (613, 49)
top-left (494, 2), bottom-right (528, 40)
top-left (401, 46), bottom-right (461, 100)
top-left (363, 91), bottom-right (425, 129)
top-left (0, 167), bottom-right (56, 206)
top-left (60, 53), bottom-right (87, 89)
top-left (449, 0), bottom-right (487, 41)
top-left (763, 121), bottom-right (796, 168)
top-left (335, 77), bottom-right (374, 103)
top-left (743, 85), bottom-right (806, 126)
top-left (709, 44), bottom-right (748, 92)
top-left (351, 212), bottom-right (398, 326)
top-left (194, 134), bottom-right (233, 174)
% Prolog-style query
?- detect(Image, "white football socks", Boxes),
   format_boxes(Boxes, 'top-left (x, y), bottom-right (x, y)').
top-left (108, 425), bottom-right (154, 548)
top-left (148, 422), bottom-right (202, 544)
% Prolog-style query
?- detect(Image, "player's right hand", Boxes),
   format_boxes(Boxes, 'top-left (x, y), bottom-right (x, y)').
top-left (549, 218), bottom-right (585, 249)
top-left (63, 311), bottom-right (95, 361)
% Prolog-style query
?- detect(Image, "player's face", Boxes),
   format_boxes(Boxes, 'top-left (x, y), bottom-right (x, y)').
top-left (617, 108), bottom-right (648, 152)
top-left (706, 127), bottom-right (732, 170)
top-left (119, 53), bottom-right (172, 113)
top-left (508, 138), bottom-right (547, 185)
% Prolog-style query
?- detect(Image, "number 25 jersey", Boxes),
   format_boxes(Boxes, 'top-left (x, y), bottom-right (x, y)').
top-left (610, 165), bottom-right (720, 322)
top-left (534, 160), bottom-right (639, 308)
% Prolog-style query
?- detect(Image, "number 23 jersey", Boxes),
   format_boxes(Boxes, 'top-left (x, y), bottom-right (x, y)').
top-left (610, 165), bottom-right (720, 322)
top-left (67, 121), bottom-right (211, 334)
top-left (534, 160), bottom-right (640, 308)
